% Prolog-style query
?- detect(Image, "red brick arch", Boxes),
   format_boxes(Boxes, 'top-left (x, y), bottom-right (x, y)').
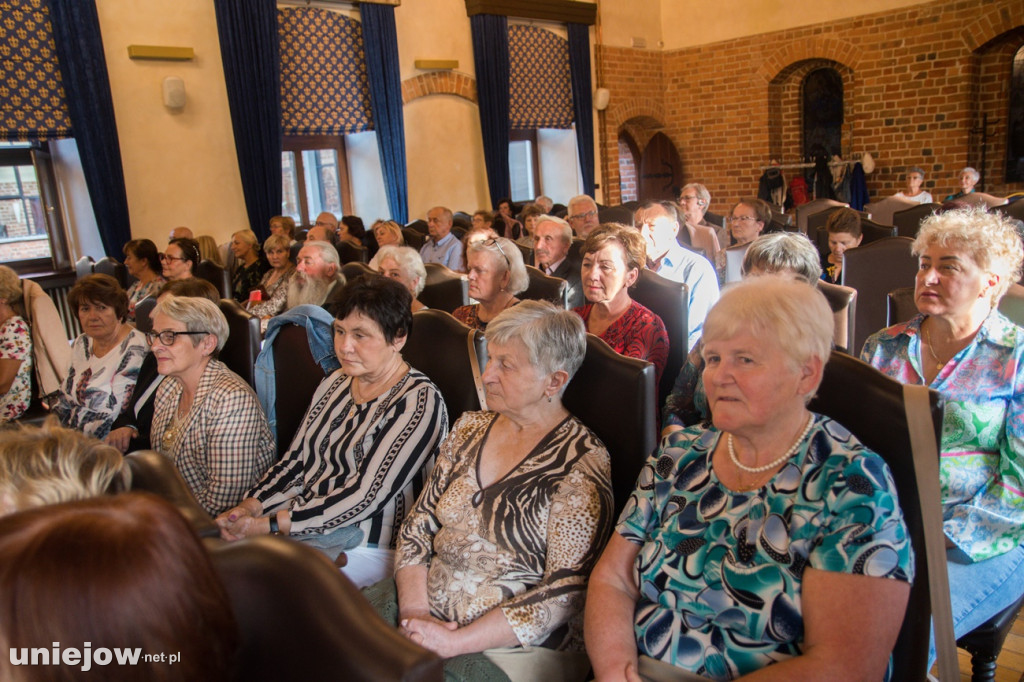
top-left (606, 97), bottom-right (665, 133)
top-left (755, 37), bottom-right (861, 84)
top-left (960, 0), bottom-right (1024, 51)
top-left (401, 72), bottom-right (477, 104)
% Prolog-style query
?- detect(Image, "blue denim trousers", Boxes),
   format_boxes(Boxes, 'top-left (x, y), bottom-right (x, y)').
top-left (929, 543), bottom-right (1024, 667)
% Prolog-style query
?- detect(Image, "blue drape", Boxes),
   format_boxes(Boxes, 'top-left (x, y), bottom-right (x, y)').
top-left (46, 0), bottom-right (131, 258)
top-left (470, 14), bottom-right (511, 207)
top-left (568, 23), bottom-right (595, 197)
top-left (361, 4), bottom-right (408, 224)
top-left (214, 0), bottom-right (281, 241)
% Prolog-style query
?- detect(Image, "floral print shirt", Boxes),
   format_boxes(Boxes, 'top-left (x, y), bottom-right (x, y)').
top-left (862, 312), bottom-right (1024, 562)
top-left (0, 315), bottom-right (32, 421)
top-left (125, 277), bottom-right (165, 322)
top-left (618, 417), bottom-right (913, 680)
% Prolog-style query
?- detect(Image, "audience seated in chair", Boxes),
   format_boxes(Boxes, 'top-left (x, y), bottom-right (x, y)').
top-left (288, 241), bottom-right (346, 311)
top-left (532, 215), bottom-right (584, 308)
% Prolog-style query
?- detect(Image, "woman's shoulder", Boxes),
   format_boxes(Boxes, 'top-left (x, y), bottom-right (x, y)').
top-left (203, 360), bottom-right (258, 398)
top-left (807, 414), bottom-right (885, 473)
top-left (862, 316), bottom-right (920, 352)
top-left (981, 310), bottom-right (1024, 350)
top-left (123, 327), bottom-right (149, 348)
top-left (627, 300), bottom-right (666, 327)
top-left (0, 315), bottom-right (29, 336)
top-left (399, 367), bottom-right (445, 400)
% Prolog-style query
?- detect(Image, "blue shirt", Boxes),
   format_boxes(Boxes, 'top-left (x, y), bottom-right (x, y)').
top-left (420, 232), bottom-right (463, 271)
top-left (651, 243), bottom-right (720, 350)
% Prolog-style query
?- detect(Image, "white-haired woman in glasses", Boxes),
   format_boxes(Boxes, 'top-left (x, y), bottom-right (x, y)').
top-left (148, 296), bottom-right (274, 516)
top-left (453, 237), bottom-right (529, 331)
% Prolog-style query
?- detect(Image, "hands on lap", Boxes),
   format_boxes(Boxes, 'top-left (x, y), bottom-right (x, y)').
top-left (103, 427), bottom-right (135, 453)
top-left (215, 498), bottom-right (264, 541)
top-left (400, 615), bottom-right (463, 658)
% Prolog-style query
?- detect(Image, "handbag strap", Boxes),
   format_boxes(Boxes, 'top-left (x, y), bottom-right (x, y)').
top-left (903, 383), bottom-right (958, 680)
top-left (466, 329), bottom-right (487, 411)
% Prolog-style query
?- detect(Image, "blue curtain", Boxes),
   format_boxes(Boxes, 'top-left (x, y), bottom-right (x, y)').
top-left (470, 14), bottom-right (511, 207)
top-left (214, 0), bottom-right (281, 241)
top-left (361, 3), bottom-right (408, 224)
top-left (46, 0), bottom-right (131, 258)
top-left (568, 23), bottom-right (595, 197)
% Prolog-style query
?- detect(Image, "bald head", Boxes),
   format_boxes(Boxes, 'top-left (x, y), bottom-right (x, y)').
top-left (168, 226), bottom-right (194, 242)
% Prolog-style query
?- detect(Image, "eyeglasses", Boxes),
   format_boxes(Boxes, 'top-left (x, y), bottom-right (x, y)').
top-left (314, 220), bottom-right (334, 228)
top-left (679, 195), bottom-right (700, 202)
top-left (727, 215), bottom-right (759, 224)
top-left (567, 209), bottom-right (597, 222)
top-left (160, 253), bottom-right (187, 262)
top-left (481, 238), bottom-right (510, 268)
top-left (145, 330), bottom-right (209, 346)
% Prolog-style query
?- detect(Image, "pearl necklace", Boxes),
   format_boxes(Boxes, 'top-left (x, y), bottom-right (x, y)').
top-left (728, 414), bottom-right (815, 474)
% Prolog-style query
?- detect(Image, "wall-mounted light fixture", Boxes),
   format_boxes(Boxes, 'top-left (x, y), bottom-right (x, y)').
top-left (127, 45), bottom-right (195, 61)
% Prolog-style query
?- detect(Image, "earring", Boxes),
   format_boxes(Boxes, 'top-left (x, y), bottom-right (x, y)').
top-left (547, 394), bottom-right (553, 403)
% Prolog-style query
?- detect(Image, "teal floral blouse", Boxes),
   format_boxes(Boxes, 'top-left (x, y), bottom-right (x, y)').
top-left (617, 416), bottom-right (914, 680)
top-left (862, 311), bottom-right (1024, 562)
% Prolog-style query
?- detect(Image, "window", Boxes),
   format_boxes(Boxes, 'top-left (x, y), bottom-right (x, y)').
top-left (282, 136), bottom-right (351, 227)
top-left (1006, 45), bottom-right (1024, 182)
top-left (509, 130), bottom-right (539, 202)
top-left (802, 67), bottom-right (844, 160)
top-left (0, 142), bottom-right (70, 273)
top-left (509, 128), bottom-right (582, 204)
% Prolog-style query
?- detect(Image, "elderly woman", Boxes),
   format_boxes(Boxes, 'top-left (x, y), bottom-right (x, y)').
top-left (149, 295), bottom-right (275, 516)
top-left (678, 183), bottom-right (722, 261)
top-left (715, 197), bottom-right (771, 280)
top-left (269, 215), bottom-right (297, 244)
top-left (575, 224), bottom-right (669, 386)
top-left (0, 495), bottom-right (236, 681)
top-left (454, 236), bottom-right (528, 331)
top-left (162, 237), bottom-right (200, 281)
top-left (944, 166), bottom-right (980, 203)
top-left (368, 220), bottom-right (405, 269)
top-left (518, 203), bottom-right (545, 248)
top-left (375, 245), bottom-right (427, 312)
top-left (862, 207), bottom-right (1024, 653)
top-left (245, 234), bottom-right (296, 319)
top-left (122, 239), bottom-right (165, 321)
top-left (230, 229), bottom-right (269, 303)
top-left (367, 301), bottom-right (612, 681)
top-left (217, 277), bottom-right (447, 587)
top-left (0, 418), bottom-right (125, 516)
top-left (895, 166), bottom-right (934, 204)
top-left (664, 232), bottom-right (822, 432)
top-left (0, 266), bottom-right (32, 422)
top-left (53, 274), bottom-right (148, 439)
top-left (588, 277), bottom-right (913, 681)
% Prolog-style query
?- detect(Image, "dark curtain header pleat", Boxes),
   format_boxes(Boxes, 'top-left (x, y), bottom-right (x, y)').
top-left (471, 14), bottom-right (511, 208)
top-left (568, 23), bottom-right (594, 197)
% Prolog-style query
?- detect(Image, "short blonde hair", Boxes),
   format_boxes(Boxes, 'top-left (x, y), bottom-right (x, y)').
top-left (263, 234), bottom-right (291, 253)
top-left (703, 277), bottom-right (833, 399)
top-left (0, 418), bottom-right (125, 514)
top-left (581, 223), bottom-right (647, 274)
top-left (372, 220), bottom-right (404, 246)
top-left (232, 229), bottom-right (260, 253)
top-left (0, 266), bottom-right (22, 304)
top-left (151, 295), bottom-right (230, 353)
top-left (913, 207), bottom-right (1024, 305)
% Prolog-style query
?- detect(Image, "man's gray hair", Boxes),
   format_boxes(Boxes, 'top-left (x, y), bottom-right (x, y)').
top-left (536, 215), bottom-right (573, 244)
top-left (301, 240), bottom-right (341, 275)
top-left (742, 233), bottom-right (822, 284)
top-left (568, 195), bottom-right (597, 213)
top-left (486, 300), bottom-right (586, 391)
top-left (681, 183), bottom-right (711, 209)
top-left (467, 237), bottom-right (529, 295)
top-left (376, 245), bottom-right (427, 297)
top-left (151, 295), bottom-right (230, 353)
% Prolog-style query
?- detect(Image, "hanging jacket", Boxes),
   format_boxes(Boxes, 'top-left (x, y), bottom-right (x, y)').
top-left (848, 162), bottom-right (869, 210)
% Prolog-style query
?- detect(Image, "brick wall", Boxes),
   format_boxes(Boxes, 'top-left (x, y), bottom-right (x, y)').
top-left (617, 135), bottom-right (638, 202)
top-left (598, 0), bottom-right (1024, 213)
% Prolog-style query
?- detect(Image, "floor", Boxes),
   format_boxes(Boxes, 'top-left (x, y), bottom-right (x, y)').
top-left (944, 608), bottom-right (1024, 682)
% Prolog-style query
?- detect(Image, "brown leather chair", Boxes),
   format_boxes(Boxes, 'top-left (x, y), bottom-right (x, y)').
top-left (419, 264), bottom-right (468, 313)
top-left (406, 219), bottom-right (429, 235)
top-left (341, 261), bottom-right (377, 282)
top-left (197, 259), bottom-right (233, 299)
top-left (401, 228), bottom-right (426, 250)
top-left (94, 256), bottom-right (128, 288)
top-left (133, 296), bottom-right (157, 333)
top-left (864, 196), bottom-right (917, 226)
top-left (631, 269), bottom-right (688, 411)
top-left (209, 535), bottom-right (442, 682)
top-left (795, 198), bottom-right (847, 234)
top-left (887, 286), bottom-right (917, 327)
top-left (513, 241), bottom-right (533, 264)
top-left (520, 265), bottom-right (568, 309)
top-left (272, 323), bottom-right (330, 453)
top-left (563, 334), bottom-right (657, 516)
top-left (337, 241), bottom-right (368, 265)
top-left (123, 451), bottom-right (220, 538)
top-left (841, 236), bottom-right (917, 354)
top-left (995, 199), bottom-right (1024, 223)
top-left (808, 351), bottom-right (944, 681)
top-left (598, 205), bottom-right (634, 226)
top-left (958, 192), bottom-right (1008, 209)
top-left (401, 309), bottom-right (487, 425)
top-left (892, 202), bottom-right (941, 239)
top-left (218, 299), bottom-right (262, 388)
top-left (818, 280), bottom-right (857, 353)
top-left (998, 283), bottom-right (1024, 326)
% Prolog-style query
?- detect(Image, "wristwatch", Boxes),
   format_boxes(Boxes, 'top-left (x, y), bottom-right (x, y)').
top-left (268, 513), bottom-right (283, 536)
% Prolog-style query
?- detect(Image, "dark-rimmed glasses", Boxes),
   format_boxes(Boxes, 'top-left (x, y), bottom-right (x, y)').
top-left (145, 330), bottom-right (209, 346)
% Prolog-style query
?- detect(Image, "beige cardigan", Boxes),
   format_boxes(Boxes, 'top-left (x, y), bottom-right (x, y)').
top-left (21, 279), bottom-right (71, 398)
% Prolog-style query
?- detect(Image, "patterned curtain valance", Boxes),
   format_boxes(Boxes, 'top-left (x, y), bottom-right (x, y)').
top-left (0, 0), bottom-right (71, 141)
top-left (508, 25), bottom-right (572, 130)
top-left (278, 7), bottom-right (372, 136)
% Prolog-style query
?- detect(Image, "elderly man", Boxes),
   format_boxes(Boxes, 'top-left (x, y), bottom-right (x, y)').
top-left (678, 183), bottom-right (722, 262)
top-left (534, 195), bottom-right (554, 213)
top-left (169, 226), bottom-right (194, 241)
top-left (566, 195), bottom-right (600, 239)
top-left (306, 223), bottom-right (337, 246)
top-left (636, 201), bottom-right (720, 351)
top-left (286, 241), bottom-right (346, 310)
top-left (419, 206), bottom-right (463, 271)
top-left (532, 215), bottom-right (584, 308)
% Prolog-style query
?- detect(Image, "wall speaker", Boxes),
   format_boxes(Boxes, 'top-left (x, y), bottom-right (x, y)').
top-left (163, 77), bottom-right (186, 110)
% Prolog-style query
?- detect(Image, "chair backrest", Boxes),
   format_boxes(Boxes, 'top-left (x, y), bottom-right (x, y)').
top-left (998, 283), bottom-right (1024, 327)
top-left (892, 202), bottom-right (941, 239)
top-left (841, 236), bottom-right (917, 354)
top-left (217, 299), bottom-right (261, 388)
top-left (197, 259), bottom-right (233, 299)
top-left (563, 334), bottom-right (657, 516)
top-left (336, 241), bottom-right (368, 265)
top-left (419, 264), bottom-right (468, 313)
top-left (401, 310), bottom-right (486, 425)
top-left (808, 351), bottom-right (943, 681)
top-left (209, 535), bottom-right (443, 682)
top-left (134, 296), bottom-right (157, 333)
top-left (723, 242), bottom-right (750, 283)
top-left (450, 225), bottom-right (467, 240)
top-left (631, 269), bottom-right (688, 411)
top-left (598, 205), bottom-right (634, 226)
top-left (887, 286), bottom-right (917, 327)
top-left (74, 255), bottom-right (94, 280)
top-left (94, 256), bottom-right (128, 288)
top-left (795, 198), bottom-right (847, 234)
top-left (703, 211), bottom-right (725, 229)
top-left (513, 241), bottom-right (533, 264)
top-left (520, 265), bottom-right (568, 309)
top-left (406, 219), bottom-right (429, 235)
top-left (341, 261), bottom-right (377, 282)
top-left (401, 228), bottom-right (426, 250)
top-left (995, 198), bottom-right (1024, 223)
top-left (272, 323), bottom-right (329, 453)
top-left (123, 451), bottom-right (220, 538)
top-left (959, 191), bottom-right (1008, 209)
top-left (864, 196), bottom-right (917, 226)
top-left (818, 280), bottom-right (857, 352)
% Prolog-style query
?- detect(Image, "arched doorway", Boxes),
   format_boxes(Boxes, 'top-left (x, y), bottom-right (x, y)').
top-left (638, 132), bottom-right (683, 202)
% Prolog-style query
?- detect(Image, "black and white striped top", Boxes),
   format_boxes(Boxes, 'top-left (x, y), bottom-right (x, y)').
top-left (248, 367), bottom-right (448, 548)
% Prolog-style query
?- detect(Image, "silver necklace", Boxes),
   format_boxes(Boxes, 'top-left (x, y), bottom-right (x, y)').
top-left (728, 414), bottom-right (815, 474)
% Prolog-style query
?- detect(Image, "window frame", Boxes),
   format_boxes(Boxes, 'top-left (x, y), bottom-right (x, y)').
top-left (509, 128), bottom-right (541, 201)
top-left (282, 135), bottom-right (352, 228)
top-left (0, 142), bottom-right (71, 275)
